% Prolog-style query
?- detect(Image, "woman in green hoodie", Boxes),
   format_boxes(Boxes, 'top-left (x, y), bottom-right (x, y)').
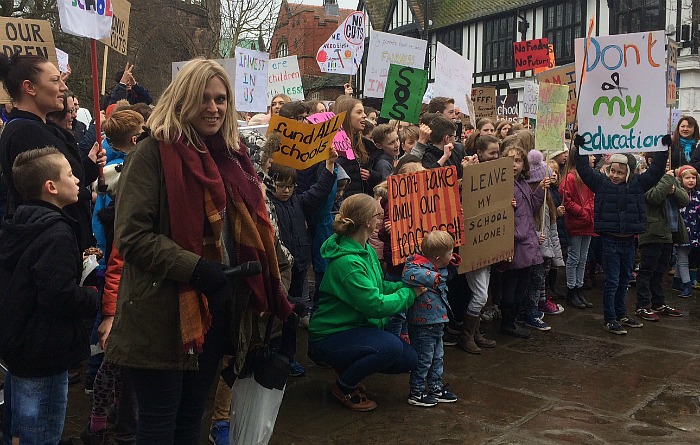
top-left (308, 194), bottom-right (423, 411)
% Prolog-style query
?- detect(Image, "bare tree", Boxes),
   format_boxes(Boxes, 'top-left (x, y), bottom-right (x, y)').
top-left (219, 0), bottom-right (278, 55)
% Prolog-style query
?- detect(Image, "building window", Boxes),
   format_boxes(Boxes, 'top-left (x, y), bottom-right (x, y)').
top-left (436, 26), bottom-right (462, 55)
top-left (483, 16), bottom-right (515, 72)
top-left (610, 0), bottom-right (664, 35)
top-left (544, 0), bottom-right (585, 64)
top-left (276, 40), bottom-right (288, 57)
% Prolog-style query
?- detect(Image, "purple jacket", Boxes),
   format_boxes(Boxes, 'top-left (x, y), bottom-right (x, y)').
top-left (510, 178), bottom-right (544, 270)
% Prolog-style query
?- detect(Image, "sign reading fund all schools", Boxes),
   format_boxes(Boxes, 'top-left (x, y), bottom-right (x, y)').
top-left (387, 166), bottom-right (464, 266)
top-left (575, 31), bottom-right (666, 153)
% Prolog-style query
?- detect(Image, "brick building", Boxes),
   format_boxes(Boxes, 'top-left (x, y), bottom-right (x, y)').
top-left (269, 0), bottom-right (355, 101)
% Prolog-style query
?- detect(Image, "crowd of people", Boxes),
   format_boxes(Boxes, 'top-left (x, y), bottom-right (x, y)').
top-left (0, 52), bottom-right (698, 445)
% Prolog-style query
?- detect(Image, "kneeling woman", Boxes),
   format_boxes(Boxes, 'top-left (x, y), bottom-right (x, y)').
top-left (308, 194), bottom-right (423, 411)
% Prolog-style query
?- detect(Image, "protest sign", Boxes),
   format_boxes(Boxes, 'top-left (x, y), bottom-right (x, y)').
top-left (99, 0), bottom-right (130, 55)
top-left (0, 18), bottom-right (56, 103)
top-left (671, 108), bottom-right (681, 132)
top-left (497, 94), bottom-right (519, 121)
top-left (306, 112), bottom-right (354, 160)
top-left (268, 56), bottom-right (304, 101)
top-left (533, 44), bottom-right (556, 74)
top-left (235, 47), bottom-right (269, 113)
top-left (57, 0), bottom-right (112, 40)
top-left (433, 42), bottom-right (473, 112)
top-left (266, 113), bottom-right (344, 170)
top-left (471, 87), bottom-right (497, 122)
top-left (317, 11), bottom-right (365, 75)
top-left (364, 30), bottom-right (427, 99)
top-left (56, 48), bottom-right (69, 73)
top-left (536, 63), bottom-right (577, 125)
top-left (380, 64), bottom-right (427, 124)
top-left (535, 83), bottom-right (569, 152)
top-left (522, 81), bottom-right (538, 119)
top-left (387, 166), bottom-right (464, 265)
top-left (422, 83), bottom-right (434, 104)
top-left (172, 59), bottom-right (236, 86)
top-left (459, 157), bottom-right (514, 273)
top-left (667, 38), bottom-right (679, 107)
top-left (575, 31), bottom-right (666, 153)
top-left (513, 38), bottom-right (549, 72)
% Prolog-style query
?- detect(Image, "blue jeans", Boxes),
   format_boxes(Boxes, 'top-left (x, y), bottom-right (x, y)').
top-left (407, 324), bottom-right (444, 393)
top-left (567, 236), bottom-right (592, 289)
top-left (10, 371), bottom-right (68, 444)
top-left (308, 327), bottom-right (417, 389)
top-left (601, 235), bottom-right (636, 322)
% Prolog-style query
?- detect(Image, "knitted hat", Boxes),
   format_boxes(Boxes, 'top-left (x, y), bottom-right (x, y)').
top-left (607, 153), bottom-right (631, 183)
top-left (547, 147), bottom-right (567, 161)
top-left (678, 165), bottom-right (698, 179)
top-left (527, 150), bottom-right (552, 184)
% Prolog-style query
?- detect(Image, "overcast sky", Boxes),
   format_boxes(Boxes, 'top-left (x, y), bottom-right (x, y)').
top-left (302, 0), bottom-right (360, 9)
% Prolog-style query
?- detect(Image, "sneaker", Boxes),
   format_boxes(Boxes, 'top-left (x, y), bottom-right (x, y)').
top-left (429, 385), bottom-right (458, 403)
top-left (289, 359), bottom-right (306, 377)
top-left (524, 315), bottom-right (551, 331)
top-left (332, 384), bottom-right (376, 411)
top-left (84, 379), bottom-right (94, 395)
top-left (208, 420), bottom-right (229, 445)
top-left (618, 316), bottom-right (643, 328)
top-left (408, 391), bottom-right (438, 407)
top-left (480, 305), bottom-right (499, 322)
top-left (652, 305), bottom-right (683, 317)
top-left (628, 272), bottom-right (637, 284)
top-left (539, 299), bottom-right (564, 315)
top-left (442, 332), bottom-right (459, 346)
top-left (80, 423), bottom-right (114, 445)
top-left (603, 321), bottom-right (627, 335)
top-left (635, 307), bottom-right (659, 322)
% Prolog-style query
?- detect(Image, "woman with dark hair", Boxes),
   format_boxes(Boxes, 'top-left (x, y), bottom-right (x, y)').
top-left (676, 116), bottom-right (700, 169)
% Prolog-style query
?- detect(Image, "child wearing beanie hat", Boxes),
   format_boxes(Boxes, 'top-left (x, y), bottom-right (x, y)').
top-left (676, 166), bottom-right (700, 297)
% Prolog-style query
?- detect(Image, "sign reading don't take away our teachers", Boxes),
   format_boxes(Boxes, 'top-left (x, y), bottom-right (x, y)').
top-left (575, 31), bottom-right (666, 153)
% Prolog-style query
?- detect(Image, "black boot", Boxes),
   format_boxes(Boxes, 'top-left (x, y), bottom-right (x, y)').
top-left (546, 268), bottom-right (564, 298)
top-left (500, 305), bottom-right (531, 338)
top-left (566, 287), bottom-right (586, 309)
top-left (576, 286), bottom-right (593, 308)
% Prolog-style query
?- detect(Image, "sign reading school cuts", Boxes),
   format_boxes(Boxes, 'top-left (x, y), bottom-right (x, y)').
top-left (99, 0), bottom-right (130, 55)
top-left (387, 166), bottom-right (464, 266)
top-left (316, 11), bottom-right (365, 75)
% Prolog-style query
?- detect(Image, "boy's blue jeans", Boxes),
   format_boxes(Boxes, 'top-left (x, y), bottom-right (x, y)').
top-left (408, 323), bottom-right (444, 393)
top-left (9, 371), bottom-right (68, 444)
top-left (601, 235), bottom-right (636, 322)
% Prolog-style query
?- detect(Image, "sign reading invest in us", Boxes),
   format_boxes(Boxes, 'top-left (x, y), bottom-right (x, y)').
top-left (574, 31), bottom-right (666, 153)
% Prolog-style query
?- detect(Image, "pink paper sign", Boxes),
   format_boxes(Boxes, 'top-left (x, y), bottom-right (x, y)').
top-left (306, 112), bottom-right (355, 160)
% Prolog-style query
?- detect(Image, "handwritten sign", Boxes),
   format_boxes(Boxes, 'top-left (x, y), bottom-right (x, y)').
top-left (522, 81), bottom-right (539, 119)
top-left (514, 38), bottom-right (550, 72)
top-left (667, 38), bottom-right (679, 107)
top-left (535, 83), bottom-right (569, 152)
top-left (317, 11), bottom-right (365, 75)
top-left (235, 47), bottom-right (269, 113)
top-left (671, 108), bottom-right (681, 132)
top-left (533, 44), bottom-right (556, 74)
top-left (56, 48), bottom-right (69, 73)
top-left (575, 31), bottom-right (666, 152)
top-left (497, 94), bottom-right (519, 121)
top-left (268, 55), bottom-right (304, 101)
top-left (387, 166), bottom-right (464, 265)
top-left (364, 30), bottom-right (427, 99)
top-left (306, 112), bottom-right (354, 160)
top-left (267, 113), bottom-right (344, 170)
top-left (433, 42), bottom-right (473, 112)
top-left (172, 58), bottom-right (236, 86)
top-left (422, 83), bottom-right (434, 104)
top-left (380, 64), bottom-right (427, 124)
top-left (536, 63), bottom-right (577, 125)
top-left (99, 0), bottom-right (130, 55)
top-left (459, 157), bottom-right (514, 273)
top-left (471, 87), bottom-right (497, 122)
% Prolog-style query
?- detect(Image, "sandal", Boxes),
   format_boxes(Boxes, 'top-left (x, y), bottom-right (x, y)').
top-left (332, 383), bottom-right (377, 411)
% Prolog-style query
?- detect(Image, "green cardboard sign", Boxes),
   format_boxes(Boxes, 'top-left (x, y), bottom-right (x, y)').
top-left (380, 63), bottom-right (428, 124)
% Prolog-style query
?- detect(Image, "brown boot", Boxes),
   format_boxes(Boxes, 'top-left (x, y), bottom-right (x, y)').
top-left (473, 316), bottom-right (496, 348)
top-left (459, 315), bottom-right (482, 354)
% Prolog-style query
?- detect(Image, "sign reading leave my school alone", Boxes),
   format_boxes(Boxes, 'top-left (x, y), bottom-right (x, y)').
top-left (513, 38), bottom-right (550, 72)
top-left (267, 112), bottom-right (345, 170)
top-left (364, 30), bottom-right (427, 99)
top-left (575, 31), bottom-right (666, 153)
top-left (459, 157), bottom-right (514, 273)
top-left (522, 81), bottom-right (538, 119)
top-left (387, 166), bottom-right (464, 266)
top-left (380, 63), bottom-right (427, 124)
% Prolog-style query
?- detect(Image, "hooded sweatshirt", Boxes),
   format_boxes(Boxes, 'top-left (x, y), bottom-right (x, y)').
top-left (308, 234), bottom-right (417, 340)
top-left (0, 202), bottom-right (98, 377)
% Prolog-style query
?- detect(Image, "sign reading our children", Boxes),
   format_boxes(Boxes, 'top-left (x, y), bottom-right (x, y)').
top-left (575, 30), bottom-right (666, 153)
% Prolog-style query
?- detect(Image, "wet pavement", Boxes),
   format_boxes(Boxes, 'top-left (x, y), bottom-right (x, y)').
top-left (58, 274), bottom-right (700, 444)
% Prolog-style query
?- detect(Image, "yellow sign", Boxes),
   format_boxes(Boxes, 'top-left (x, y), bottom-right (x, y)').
top-left (100, 0), bottom-right (130, 55)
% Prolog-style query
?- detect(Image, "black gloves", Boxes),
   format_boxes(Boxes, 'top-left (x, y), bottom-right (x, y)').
top-left (190, 258), bottom-right (231, 309)
top-left (662, 134), bottom-right (673, 147)
top-left (573, 134), bottom-right (586, 149)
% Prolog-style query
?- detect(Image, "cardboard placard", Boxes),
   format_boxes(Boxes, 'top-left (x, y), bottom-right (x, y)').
top-left (306, 112), bottom-right (354, 160)
top-left (497, 94), bottom-right (519, 122)
top-left (268, 55), bottom-right (304, 101)
top-left (535, 83), bottom-right (569, 152)
top-left (387, 166), bottom-right (464, 265)
top-left (459, 157), bottom-right (514, 273)
top-left (471, 87), bottom-right (497, 122)
top-left (575, 31), bottom-right (667, 153)
top-left (234, 47), bottom-right (269, 113)
top-left (99, 0), bottom-right (129, 55)
top-left (536, 63), bottom-right (577, 125)
top-left (422, 83), bottom-right (434, 104)
top-left (379, 63), bottom-right (427, 124)
top-left (364, 30), bottom-right (427, 99)
top-left (667, 38), bottom-right (679, 107)
top-left (266, 112), bottom-right (345, 170)
top-left (522, 81), bottom-right (538, 119)
top-left (513, 38), bottom-right (550, 72)
top-left (433, 42), bottom-right (473, 113)
top-left (316, 11), bottom-right (365, 75)
top-left (533, 44), bottom-right (556, 74)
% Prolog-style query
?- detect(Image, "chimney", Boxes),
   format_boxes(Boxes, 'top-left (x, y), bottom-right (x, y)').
top-left (324, 0), bottom-right (339, 16)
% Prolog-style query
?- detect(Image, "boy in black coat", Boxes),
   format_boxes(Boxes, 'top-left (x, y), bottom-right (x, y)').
top-left (0, 147), bottom-right (98, 443)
